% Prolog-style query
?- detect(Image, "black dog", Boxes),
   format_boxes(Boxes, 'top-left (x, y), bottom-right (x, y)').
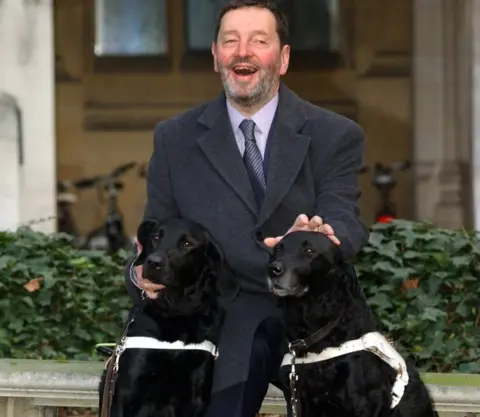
top-left (98, 218), bottom-right (225, 417)
top-left (267, 231), bottom-right (438, 417)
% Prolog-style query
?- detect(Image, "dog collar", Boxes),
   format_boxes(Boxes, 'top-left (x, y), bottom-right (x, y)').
top-left (281, 331), bottom-right (409, 409)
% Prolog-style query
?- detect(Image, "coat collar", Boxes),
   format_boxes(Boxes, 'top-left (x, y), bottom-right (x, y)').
top-left (197, 83), bottom-right (311, 225)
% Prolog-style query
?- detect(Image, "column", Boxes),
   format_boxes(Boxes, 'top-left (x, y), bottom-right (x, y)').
top-left (412, 0), bottom-right (474, 229)
top-left (0, 0), bottom-right (56, 233)
top-left (472, 0), bottom-right (480, 230)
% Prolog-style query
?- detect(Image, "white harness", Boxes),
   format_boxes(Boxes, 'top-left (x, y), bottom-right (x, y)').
top-left (281, 332), bottom-right (409, 409)
top-left (112, 336), bottom-right (219, 372)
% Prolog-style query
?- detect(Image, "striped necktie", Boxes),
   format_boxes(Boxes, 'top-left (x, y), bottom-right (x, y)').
top-left (239, 119), bottom-right (266, 208)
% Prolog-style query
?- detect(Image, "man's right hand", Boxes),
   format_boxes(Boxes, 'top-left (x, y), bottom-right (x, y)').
top-left (135, 241), bottom-right (165, 300)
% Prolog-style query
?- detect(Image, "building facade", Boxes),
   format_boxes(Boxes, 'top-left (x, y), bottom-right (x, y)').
top-left (0, 0), bottom-right (479, 236)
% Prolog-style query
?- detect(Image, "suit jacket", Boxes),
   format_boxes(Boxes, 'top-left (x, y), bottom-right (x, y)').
top-left (124, 83), bottom-right (369, 393)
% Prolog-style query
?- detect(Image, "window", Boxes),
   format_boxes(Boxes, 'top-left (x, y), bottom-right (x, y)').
top-left (94, 0), bottom-right (168, 56)
top-left (184, 0), bottom-right (341, 63)
top-left (90, 0), bottom-right (344, 72)
top-left (281, 0), bottom-right (340, 51)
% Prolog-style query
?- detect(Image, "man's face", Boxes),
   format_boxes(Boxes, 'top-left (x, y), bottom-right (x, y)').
top-left (212, 7), bottom-right (290, 108)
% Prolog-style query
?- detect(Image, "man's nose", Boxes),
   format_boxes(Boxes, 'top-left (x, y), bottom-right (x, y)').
top-left (235, 41), bottom-right (252, 58)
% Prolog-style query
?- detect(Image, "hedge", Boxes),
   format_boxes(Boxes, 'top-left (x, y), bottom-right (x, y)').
top-left (0, 220), bottom-right (478, 372)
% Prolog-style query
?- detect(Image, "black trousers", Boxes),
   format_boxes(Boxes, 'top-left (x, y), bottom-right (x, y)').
top-left (205, 317), bottom-right (292, 417)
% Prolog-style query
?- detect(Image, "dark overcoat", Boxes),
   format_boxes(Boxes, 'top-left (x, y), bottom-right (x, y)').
top-left (124, 83), bottom-right (369, 393)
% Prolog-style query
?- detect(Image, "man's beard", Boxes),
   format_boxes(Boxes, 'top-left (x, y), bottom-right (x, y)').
top-left (217, 58), bottom-right (280, 108)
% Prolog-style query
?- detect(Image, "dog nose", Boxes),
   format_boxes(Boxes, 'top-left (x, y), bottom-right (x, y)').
top-left (268, 261), bottom-right (284, 277)
top-left (146, 256), bottom-right (165, 270)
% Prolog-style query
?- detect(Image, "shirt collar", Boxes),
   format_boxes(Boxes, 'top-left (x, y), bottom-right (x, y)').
top-left (226, 93), bottom-right (279, 136)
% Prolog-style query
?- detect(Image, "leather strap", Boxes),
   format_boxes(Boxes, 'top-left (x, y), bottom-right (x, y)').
top-left (100, 352), bottom-right (118, 417)
top-left (288, 305), bottom-right (347, 355)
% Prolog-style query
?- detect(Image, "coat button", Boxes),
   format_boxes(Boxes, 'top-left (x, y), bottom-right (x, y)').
top-left (254, 231), bottom-right (263, 242)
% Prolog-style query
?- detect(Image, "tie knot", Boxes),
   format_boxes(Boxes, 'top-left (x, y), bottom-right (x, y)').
top-left (239, 119), bottom-right (256, 142)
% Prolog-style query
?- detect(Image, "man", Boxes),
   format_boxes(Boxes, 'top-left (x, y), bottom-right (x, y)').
top-left (125, 1), bottom-right (369, 416)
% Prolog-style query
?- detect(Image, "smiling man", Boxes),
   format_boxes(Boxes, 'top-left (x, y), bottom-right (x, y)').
top-left (125, 1), bottom-right (369, 416)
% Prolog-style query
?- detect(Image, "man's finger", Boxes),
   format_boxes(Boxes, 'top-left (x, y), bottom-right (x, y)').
top-left (286, 214), bottom-right (310, 234)
top-left (318, 224), bottom-right (335, 236)
top-left (308, 216), bottom-right (323, 229)
top-left (144, 282), bottom-right (166, 292)
top-left (328, 234), bottom-right (341, 246)
top-left (316, 224), bottom-right (341, 245)
top-left (264, 236), bottom-right (282, 248)
top-left (145, 290), bottom-right (159, 300)
top-left (293, 214), bottom-right (309, 228)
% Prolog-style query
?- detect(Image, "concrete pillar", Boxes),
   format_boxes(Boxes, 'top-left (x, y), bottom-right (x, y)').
top-left (0, 93), bottom-right (21, 230)
top-left (412, 0), bottom-right (475, 229)
top-left (472, 0), bottom-right (480, 230)
top-left (0, 0), bottom-right (56, 233)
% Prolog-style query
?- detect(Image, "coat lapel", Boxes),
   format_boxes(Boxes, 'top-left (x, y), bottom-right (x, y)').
top-left (197, 93), bottom-right (258, 216)
top-left (257, 84), bottom-right (311, 227)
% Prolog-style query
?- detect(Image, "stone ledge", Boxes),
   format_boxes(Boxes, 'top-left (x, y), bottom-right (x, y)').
top-left (0, 359), bottom-right (479, 415)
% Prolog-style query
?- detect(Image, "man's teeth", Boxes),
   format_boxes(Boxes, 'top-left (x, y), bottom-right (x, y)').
top-left (234, 67), bottom-right (256, 74)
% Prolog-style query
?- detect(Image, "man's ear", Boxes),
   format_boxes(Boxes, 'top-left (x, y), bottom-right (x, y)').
top-left (211, 42), bottom-right (219, 72)
top-left (134, 218), bottom-right (159, 266)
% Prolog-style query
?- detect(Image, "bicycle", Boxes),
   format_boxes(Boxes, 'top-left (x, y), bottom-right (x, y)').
top-left (81, 162), bottom-right (137, 254)
top-left (360, 160), bottom-right (411, 223)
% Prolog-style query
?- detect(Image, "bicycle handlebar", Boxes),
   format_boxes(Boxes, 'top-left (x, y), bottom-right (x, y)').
top-left (110, 162), bottom-right (137, 179)
top-left (57, 161), bottom-right (137, 191)
top-left (360, 160), bottom-right (411, 187)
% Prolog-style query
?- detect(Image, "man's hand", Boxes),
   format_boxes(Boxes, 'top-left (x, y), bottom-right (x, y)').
top-left (135, 241), bottom-right (165, 300)
top-left (263, 214), bottom-right (341, 248)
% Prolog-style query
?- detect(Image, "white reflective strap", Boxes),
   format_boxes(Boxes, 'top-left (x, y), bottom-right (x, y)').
top-left (123, 336), bottom-right (219, 357)
top-left (281, 332), bottom-right (409, 409)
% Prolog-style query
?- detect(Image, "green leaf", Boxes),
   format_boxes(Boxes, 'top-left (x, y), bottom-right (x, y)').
top-left (0, 219), bottom-right (478, 374)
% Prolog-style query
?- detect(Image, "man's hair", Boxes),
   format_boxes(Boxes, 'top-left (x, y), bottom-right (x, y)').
top-left (213, 0), bottom-right (289, 46)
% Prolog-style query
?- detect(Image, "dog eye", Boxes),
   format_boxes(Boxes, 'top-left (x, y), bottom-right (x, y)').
top-left (304, 247), bottom-right (315, 254)
top-left (180, 240), bottom-right (192, 249)
top-left (152, 235), bottom-right (160, 240)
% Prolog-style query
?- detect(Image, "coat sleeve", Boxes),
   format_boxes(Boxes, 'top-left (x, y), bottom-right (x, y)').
top-left (313, 121), bottom-right (369, 261)
top-left (124, 122), bottom-right (181, 303)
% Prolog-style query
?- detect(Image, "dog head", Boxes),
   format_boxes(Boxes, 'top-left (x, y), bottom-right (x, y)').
top-left (266, 231), bottom-right (341, 298)
top-left (134, 218), bottom-right (224, 292)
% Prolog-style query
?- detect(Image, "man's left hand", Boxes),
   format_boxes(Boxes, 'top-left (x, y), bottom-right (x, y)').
top-left (263, 214), bottom-right (341, 248)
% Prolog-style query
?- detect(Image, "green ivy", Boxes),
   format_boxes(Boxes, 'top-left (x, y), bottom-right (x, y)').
top-left (0, 220), bottom-right (478, 373)
top-left (0, 227), bottom-right (131, 361)
top-left (356, 220), bottom-right (480, 373)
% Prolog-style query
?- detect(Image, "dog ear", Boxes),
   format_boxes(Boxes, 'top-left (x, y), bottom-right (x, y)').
top-left (134, 218), bottom-right (159, 266)
top-left (323, 242), bottom-right (342, 267)
top-left (312, 240), bottom-right (343, 278)
top-left (204, 232), bottom-right (239, 300)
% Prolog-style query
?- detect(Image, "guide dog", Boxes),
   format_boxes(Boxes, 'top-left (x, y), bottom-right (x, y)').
top-left (267, 231), bottom-right (438, 417)
top-left (98, 218), bottom-right (226, 417)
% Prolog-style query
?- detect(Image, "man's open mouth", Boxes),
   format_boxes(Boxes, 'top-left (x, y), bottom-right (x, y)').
top-left (232, 65), bottom-right (258, 76)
